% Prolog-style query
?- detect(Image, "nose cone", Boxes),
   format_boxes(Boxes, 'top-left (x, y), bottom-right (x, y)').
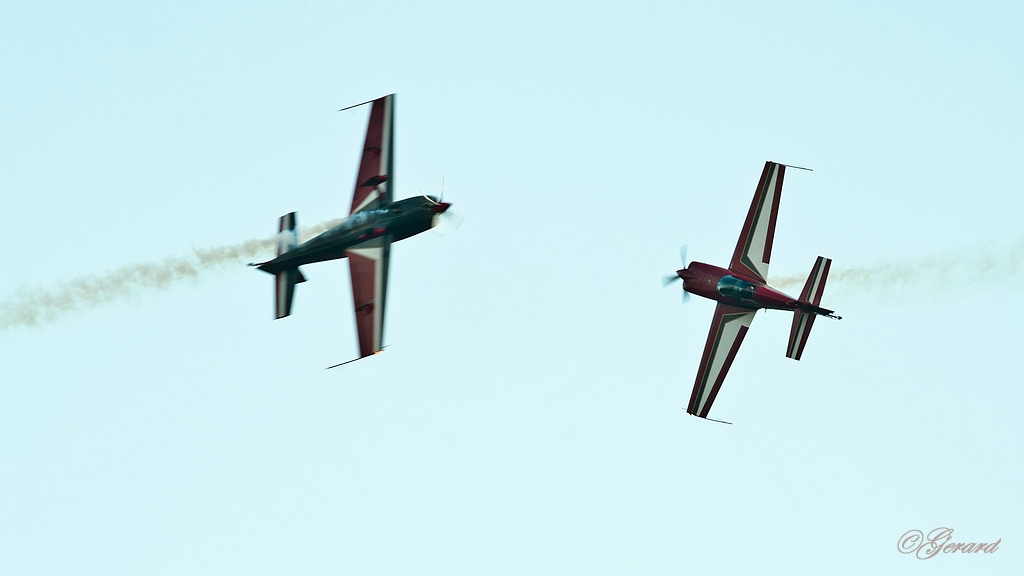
top-left (432, 201), bottom-right (451, 213)
top-left (679, 267), bottom-right (696, 281)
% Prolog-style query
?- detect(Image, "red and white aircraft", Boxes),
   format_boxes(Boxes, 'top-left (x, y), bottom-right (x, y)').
top-left (664, 161), bottom-right (841, 420)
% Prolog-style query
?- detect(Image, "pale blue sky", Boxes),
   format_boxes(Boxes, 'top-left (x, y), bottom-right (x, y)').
top-left (1, 1), bottom-right (1021, 574)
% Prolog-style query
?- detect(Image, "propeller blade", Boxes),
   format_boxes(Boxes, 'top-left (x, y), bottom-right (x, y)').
top-left (444, 210), bottom-right (464, 230)
top-left (679, 244), bottom-right (688, 266)
top-left (431, 211), bottom-right (464, 235)
top-left (662, 274), bottom-right (681, 288)
top-left (682, 290), bottom-right (692, 304)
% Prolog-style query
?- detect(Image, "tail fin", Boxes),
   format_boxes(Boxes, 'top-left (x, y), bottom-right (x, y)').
top-left (786, 256), bottom-right (832, 360)
top-left (273, 212), bottom-right (306, 319)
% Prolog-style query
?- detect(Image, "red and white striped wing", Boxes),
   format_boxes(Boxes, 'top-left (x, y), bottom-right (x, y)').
top-left (729, 162), bottom-right (785, 283)
top-left (350, 94), bottom-right (395, 215)
top-left (345, 236), bottom-right (391, 358)
top-left (687, 303), bottom-right (757, 418)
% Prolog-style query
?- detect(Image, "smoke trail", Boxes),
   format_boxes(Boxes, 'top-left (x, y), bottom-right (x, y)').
top-left (769, 238), bottom-right (1024, 296)
top-left (0, 219), bottom-right (342, 331)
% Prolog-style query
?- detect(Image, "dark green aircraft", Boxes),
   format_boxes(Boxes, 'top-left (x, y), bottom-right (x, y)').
top-left (254, 94), bottom-right (452, 364)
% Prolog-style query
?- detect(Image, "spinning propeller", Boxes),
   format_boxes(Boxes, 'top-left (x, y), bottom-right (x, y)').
top-left (423, 178), bottom-right (464, 233)
top-left (662, 244), bottom-right (692, 303)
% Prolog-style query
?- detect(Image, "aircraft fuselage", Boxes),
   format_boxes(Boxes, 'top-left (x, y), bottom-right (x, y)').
top-left (677, 261), bottom-right (801, 312)
top-left (257, 196), bottom-right (448, 274)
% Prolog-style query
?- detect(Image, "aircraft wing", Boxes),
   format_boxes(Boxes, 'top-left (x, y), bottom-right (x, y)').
top-left (350, 94), bottom-right (395, 215)
top-left (728, 161), bottom-right (786, 283)
top-left (345, 236), bottom-right (391, 358)
top-left (687, 303), bottom-right (757, 418)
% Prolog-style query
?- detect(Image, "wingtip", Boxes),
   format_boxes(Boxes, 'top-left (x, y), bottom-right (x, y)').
top-left (684, 409), bottom-right (733, 425)
top-left (338, 94), bottom-right (394, 112)
top-left (338, 97), bottom-right (375, 112)
top-left (326, 348), bottom-right (386, 370)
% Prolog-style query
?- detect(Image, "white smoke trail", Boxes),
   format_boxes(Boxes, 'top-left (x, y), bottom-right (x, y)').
top-left (769, 238), bottom-right (1024, 296)
top-left (5, 229), bottom-right (1022, 330)
top-left (0, 219), bottom-right (342, 331)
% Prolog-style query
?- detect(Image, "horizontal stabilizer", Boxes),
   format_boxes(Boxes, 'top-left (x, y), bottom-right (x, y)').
top-left (278, 212), bottom-right (299, 256)
top-left (274, 268), bottom-right (306, 319)
top-left (787, 309), bottom-right (816, 360)
top-left (253, 212), bottom-right (301, 276)
top-left (786, 256), bottom-right (832, 360)
top-left (798, 256), bottom-right (831, 306)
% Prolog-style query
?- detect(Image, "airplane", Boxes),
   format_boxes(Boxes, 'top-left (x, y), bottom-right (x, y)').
top-left (253, 94), bottom-right (453, 365)
top-left (663, 161), bottom-right (841, 421)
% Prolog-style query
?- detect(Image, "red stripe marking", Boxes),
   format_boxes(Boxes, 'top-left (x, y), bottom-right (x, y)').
top-left (700, 324), bottom-right (749, 418)
top-left (688, 305), bottom-right (751, 416)
top-left (761, 164), bottom-right (784, 264)
top-left (812, 258), bottom-right (831, 306)
top-left (728, 162), bottom-right (773, 282)
top-left (687, 305), bottom-right (730, 414)
top-left (348, 252), bottom-right (378, 357)
top-left (795, 314), bottom-right (816, 359)
top-left (350, 96), bottom-right (389, 215)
